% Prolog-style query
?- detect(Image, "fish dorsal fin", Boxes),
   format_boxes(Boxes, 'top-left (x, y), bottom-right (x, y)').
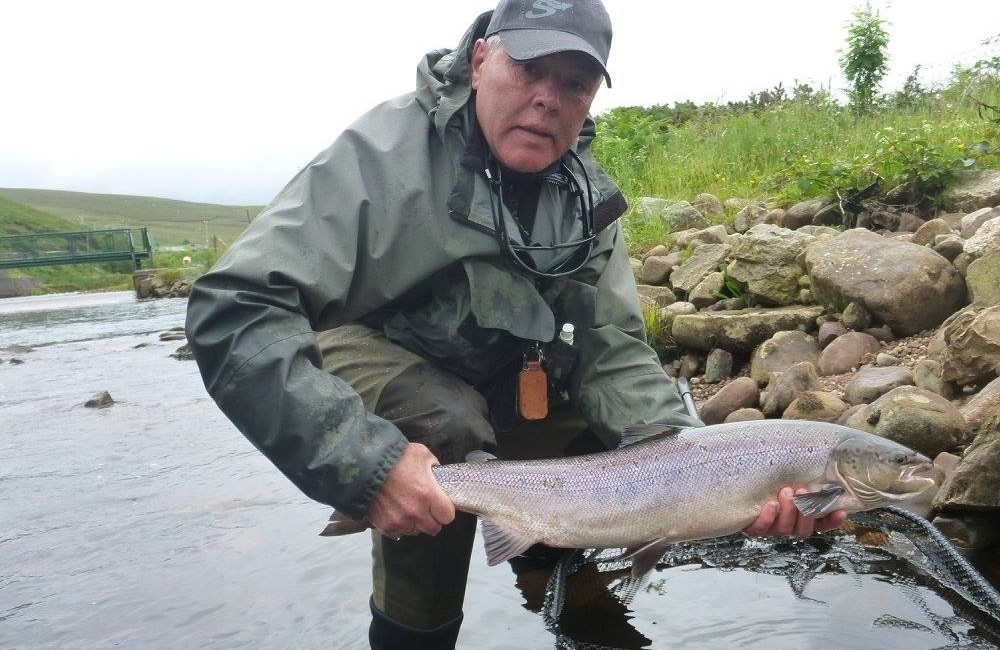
top-left (481, 519), bottom-right (538, 566)
top-left (464, 450), bottom-right (498, 463)
top-left (319, 510), bottom-right (370, 537)
top-left (791, 485), bottom-right (845, 517)
top-left (618, 424), bottom-right (689, 448)
top-left (621, 538), bottom-right (674, 578)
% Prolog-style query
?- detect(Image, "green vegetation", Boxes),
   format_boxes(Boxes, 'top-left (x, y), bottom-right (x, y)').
top-left (596, 53), bottom-right (1000, 252)
top-left (840, 3), bottom-right (890, 116)
top-left (0, 194), bottom-right (79, 234)
top-left (0, 187), bottom-right (262, 248)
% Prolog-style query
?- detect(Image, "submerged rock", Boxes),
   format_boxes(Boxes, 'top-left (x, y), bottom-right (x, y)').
top-left (85, 391), bottom-right (114, 408)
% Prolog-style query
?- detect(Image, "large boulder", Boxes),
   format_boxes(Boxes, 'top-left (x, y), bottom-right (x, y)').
top-left (963, 216), bottom-right (1000, 260)
top-left (927, 305), bottom-right (1000, 385)
top-left (726, 224), bottom-right (816, 306)
top-left (671, 306), bottom-right (824, 353)
top-left (943, 169), bottom-right (1000, 213)
top-left (804, 229), bottom-right (967, 335)
top-left (965, 252), bottom-right (1000, 307)
top-left (845, 386), bottom-right (968, 457)
top-left (932, 415), bottom-right (1000, 512)
top-left (782, 391), bottom-right (849, 422)
top-left (960, 206), bottom-right (1000, 238)
top-left (961, 377), bottom-right (1000, 431)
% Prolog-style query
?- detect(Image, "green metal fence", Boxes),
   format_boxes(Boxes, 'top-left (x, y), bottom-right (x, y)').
top-left (0, 228), bottom-right (154, 270)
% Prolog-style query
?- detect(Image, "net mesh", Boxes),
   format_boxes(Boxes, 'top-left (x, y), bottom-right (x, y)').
top-left (541, 507), bottom-right (1000, 650)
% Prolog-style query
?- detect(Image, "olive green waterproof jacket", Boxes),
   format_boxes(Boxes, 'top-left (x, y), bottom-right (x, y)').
top-left (185, 12), bottom-right (699, 519)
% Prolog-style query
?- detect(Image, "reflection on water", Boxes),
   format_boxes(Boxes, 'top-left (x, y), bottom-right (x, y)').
top-left (1, 293), bottom-right (997, 649)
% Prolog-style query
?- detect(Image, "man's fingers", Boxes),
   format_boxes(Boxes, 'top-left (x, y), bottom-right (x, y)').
top-left (744, 499), bottom-right (778, 537)
top-left (772, 487), bottom-right (798, 536)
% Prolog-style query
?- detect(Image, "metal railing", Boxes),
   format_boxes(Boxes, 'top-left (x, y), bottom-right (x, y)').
top-left (0, 227), bottom-right (154, 270)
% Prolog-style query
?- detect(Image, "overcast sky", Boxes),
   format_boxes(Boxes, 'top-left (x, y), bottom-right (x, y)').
top-left (2, 1), bottom-right (998, 206)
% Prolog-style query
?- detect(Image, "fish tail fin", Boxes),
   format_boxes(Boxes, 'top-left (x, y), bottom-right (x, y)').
top-left (792, 485), bottom-right (846, 518)
top-left (481, 519), bottom-right (538, 565)
top-left (319, 510), bottom-right (371, 537)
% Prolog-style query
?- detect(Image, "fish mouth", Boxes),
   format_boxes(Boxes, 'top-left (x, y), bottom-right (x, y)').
top-left (890, 461), bottom-right (939, 495)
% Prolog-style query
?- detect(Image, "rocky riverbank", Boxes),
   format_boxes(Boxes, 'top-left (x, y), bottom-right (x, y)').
top-left (632, 170), bottom-right (1000, 555)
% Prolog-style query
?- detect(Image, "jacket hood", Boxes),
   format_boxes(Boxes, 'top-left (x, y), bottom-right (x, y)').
top-left (416, 11), bottom-right (492, 136)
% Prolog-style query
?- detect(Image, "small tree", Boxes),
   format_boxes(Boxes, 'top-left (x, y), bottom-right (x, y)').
top-left (840, 3), bottom-right (889, 115)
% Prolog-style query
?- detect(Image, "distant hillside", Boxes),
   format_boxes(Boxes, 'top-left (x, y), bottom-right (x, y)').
top-left (0, 194), bottom-right (79, 234)
top-left (0, 187), bottom-right (264, 247)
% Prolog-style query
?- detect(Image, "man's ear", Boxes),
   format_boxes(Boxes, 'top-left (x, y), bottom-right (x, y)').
top-left (470, 38), bottom-right (488, 91)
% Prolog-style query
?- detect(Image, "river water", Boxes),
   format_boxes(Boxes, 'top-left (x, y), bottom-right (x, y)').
top-left (1, 292), bottom-right (997, 649)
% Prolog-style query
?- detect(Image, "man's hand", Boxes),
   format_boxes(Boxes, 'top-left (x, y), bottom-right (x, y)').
top-left (368, 442), bottom-right (456, 539)
top-left (744, 487), bottom-right (847, 537)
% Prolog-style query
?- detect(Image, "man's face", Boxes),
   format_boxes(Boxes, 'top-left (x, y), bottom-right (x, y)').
top-left (471, 39), bottom-right (602, 173)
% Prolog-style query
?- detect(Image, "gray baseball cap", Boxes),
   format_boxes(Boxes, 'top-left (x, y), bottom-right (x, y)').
top-left (485, 0), bottom-right (613, 87)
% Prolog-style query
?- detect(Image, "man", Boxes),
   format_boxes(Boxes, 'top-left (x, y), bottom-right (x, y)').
top-left (186, 1), bottom-right (845, 648)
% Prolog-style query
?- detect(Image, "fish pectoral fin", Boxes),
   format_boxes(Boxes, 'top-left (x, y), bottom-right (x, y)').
top-left (622, 538), bottom-right (673, 579)
top-left (618, 424), bottom-right (690, 448)
top-left (319, 511), bottom-right (371, 537)
top-left (481, 519), bottom-right (537, 566)
top-left (791, 485), bottom-right (846, 518)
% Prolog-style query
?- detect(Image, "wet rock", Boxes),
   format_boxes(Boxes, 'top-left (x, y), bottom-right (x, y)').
top-left (671, 306), bottom-right (824, 353)
top-left (943, 169), bottom-right (1000, 213)
top-left (703, 349), bottom-right (733, 384)
top-left (818, 331), bottom-right (881, 376)
top-left (727, 224), bottom-right (816, 306)
top-left (963, 216), bottom-right (1000, 259)
top-left (693, 193), bottom-right (725, 219)
top-left (782, 390), bottom-right (849, 422)
top-left (689, 272), bottom-right (724, 309)
top-left (1, 344), bottom-right (34, 354)
top-left (783, 198), bottom-right (835, 230)
top-left (911, 218), bottom-right (953, 247)
top-left (159, 329), bottom-right (187, 342)
top-left (875, 353), bottom-right (900, 367)
top-left (641, 256), bottom-right (675, 285)
top-left (912, 358), bottom-right (955, 399)
top-left (895, 212), bottom-right (925, 233)
top-left (724, 408), bottom-right (765, 423)
top-left (9, 358), bottom-right (24, 365)
top-left (932, 236), bottom-right (965, 262)
top-left (732, 203), bottom-right (768, 233)
top-left (931, 515), bottom-right (1000, 552)
top-left (818, 321), bottom-right (848, 348)
top-left (805, 228), bottom-right (968, 336)
top-left (658, 301), bottom-right (697, 332)
top-left (960, 206), bottom-right (1000, 238)
top-left (85, 391), bottom-right (114, 408)
top-left (965, 252), bottom-right (1000, 307)
top-left (669, 244), bottom-right (731, 294)
top-left (843, 366), bottom-right (914, 405)
top-left (845, 386), bottom-right (968, 457)
top-left (960, 377), bottom-right (1000, 431)
top-left (636, 284), bottom-right (678, 309)
top-left (699, 377), bottom-right (760, 425)
top-left (171, 344), bottom-right (194, 361)
top-left (749, 330), bottom-right (820, 386)
top-left (841, 301), bottom-right (872, 331)
top-left (927, 305), bottom-right (1000, 385)
top-left (932, 415), bottom-right (1000, 512)
top-left (760, 362), bottom-right (822, 417)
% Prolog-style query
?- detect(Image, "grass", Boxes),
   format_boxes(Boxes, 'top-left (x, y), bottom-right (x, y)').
top-left (0, 187), bottom-right (262, 248)
top-left (596, 61), bottom-right (1000, 253)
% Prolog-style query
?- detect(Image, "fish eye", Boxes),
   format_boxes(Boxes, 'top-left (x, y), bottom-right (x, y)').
top-left (892, 452), bottom-right (908, 464)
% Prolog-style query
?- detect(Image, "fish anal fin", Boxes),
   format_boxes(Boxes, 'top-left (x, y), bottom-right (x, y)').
top-left (622, 538), bottom-right (674, 579)
top-left (792, 485), bottom-right (846, 518)
top-left (319, 511), bottom-right (370, 537)
top-left (481, 519), bottom-right (538, 566)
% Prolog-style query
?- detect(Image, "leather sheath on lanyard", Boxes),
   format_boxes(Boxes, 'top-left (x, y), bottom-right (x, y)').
top-left (517, 360), bottom-right (548, 420)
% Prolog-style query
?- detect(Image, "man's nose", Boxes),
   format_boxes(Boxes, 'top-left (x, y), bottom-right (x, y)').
top-left (532, 78), bottom-right (561, 111)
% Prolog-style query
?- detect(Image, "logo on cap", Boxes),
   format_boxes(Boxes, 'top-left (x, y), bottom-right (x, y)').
top-left (526, 0), bottom-right (573, 19)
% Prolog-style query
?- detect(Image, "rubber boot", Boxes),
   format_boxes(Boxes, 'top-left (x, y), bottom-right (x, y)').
top-left (369, 598), bottom-right (463, 650)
